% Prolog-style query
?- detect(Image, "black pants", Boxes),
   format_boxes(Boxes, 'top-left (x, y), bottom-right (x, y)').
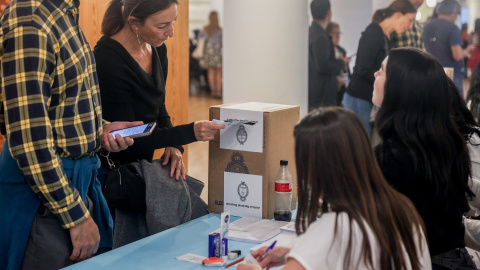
top-left (432, 248), bottom-right (478, 270)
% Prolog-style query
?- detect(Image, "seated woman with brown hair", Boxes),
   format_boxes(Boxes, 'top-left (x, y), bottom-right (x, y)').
top-left (239, 107), bottom-right (430, 270)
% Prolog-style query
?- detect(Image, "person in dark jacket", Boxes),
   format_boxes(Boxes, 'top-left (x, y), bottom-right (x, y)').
top-left (344, 0), bottom-right (416, 136)
top-left (308, 0), bottom-right (345, 110)
top-left (95, 1), bottom-right (224, 186)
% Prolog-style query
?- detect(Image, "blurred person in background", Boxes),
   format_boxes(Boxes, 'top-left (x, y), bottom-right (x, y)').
top-left (467, 19), bottom-right (480, 73)
top-left (199, 11), bottom-right (223, 99)
top-left (308, 0), bottom-right (345, 109)
top-left (424, 0), bottom-right (475, 95)
top-left (344, 0), bottom-right (416, 136)
top-left (326, 22), bottom-right (350, 106)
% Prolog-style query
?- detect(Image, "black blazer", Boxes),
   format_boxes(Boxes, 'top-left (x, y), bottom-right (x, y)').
top-left (346, 23), bottom-right (390, 102)
top-left (308, 21), bottom-right (344, 108)
top-left (94, 36), bottom-right (196, 166)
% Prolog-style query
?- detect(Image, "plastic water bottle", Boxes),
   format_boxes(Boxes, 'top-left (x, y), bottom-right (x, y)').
top-left (274, 160), bottom-right (293, 221)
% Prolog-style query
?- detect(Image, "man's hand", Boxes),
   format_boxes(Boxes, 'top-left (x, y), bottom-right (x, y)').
top-left (102, 121), bottom-right (143, 152)
top-left (337, 76), bottom-right (346, 87)
top-left (193, 121), bottom-right (225, 141)
top-left (162, 147), bottom-right (186, 180)
top-left (69, 217), bottom-right (100, 262)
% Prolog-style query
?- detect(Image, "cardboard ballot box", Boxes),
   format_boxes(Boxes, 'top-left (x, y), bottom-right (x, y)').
top-left (208, 102), bottom-right (300, 219)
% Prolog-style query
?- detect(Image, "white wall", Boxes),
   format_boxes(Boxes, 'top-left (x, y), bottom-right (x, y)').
top-left (330, 0), bottom-right (372, 64)
top-left (467, 0), bottom-right (479, 32)
top-left (223, 0), bottom-right (309, 116)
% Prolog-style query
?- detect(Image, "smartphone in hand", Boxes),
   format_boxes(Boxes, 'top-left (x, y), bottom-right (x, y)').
top-left (110, 122), bottom-right (156, 139)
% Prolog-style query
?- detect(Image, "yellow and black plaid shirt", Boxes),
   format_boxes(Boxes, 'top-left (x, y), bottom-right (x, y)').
top-left (391, 20), bottom-right (426, 50)
top-left (0, 0), bottom-right (105, 228)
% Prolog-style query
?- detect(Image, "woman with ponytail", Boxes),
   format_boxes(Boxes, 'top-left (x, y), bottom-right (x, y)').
top-left (93, 0), bottom-right (225, 238)
top-left (344, 0), bottom-right (416, 136)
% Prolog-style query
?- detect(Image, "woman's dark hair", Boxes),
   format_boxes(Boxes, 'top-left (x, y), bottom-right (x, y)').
top-left (102, 0), bottom-right (179, 37)
top-left (376, 47), bottom-right (474, 214)
top-left (372, 0), bottom-right (416, 23)
top-left (294, 107), bottom-right (426, 270)
top-left (466, 63), bottom-right (480, 122)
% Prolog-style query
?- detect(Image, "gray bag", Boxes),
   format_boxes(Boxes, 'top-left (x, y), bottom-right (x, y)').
top-left (113, 159), bottom-right (209, 247)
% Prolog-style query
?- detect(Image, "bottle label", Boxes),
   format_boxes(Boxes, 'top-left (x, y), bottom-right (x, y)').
top-left (275, 182), bottom-right (292, 192)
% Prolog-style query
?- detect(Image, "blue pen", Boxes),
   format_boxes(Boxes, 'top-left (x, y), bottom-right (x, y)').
top-left (262, 240), bottom-right (277, 259)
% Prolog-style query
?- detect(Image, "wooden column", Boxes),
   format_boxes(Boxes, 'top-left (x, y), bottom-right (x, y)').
top-left (79, 0), bottom-right (190, 167)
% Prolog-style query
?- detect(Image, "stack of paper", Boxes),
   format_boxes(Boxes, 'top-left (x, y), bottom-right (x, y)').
top-left (211, 217), bottom-right (289, 243)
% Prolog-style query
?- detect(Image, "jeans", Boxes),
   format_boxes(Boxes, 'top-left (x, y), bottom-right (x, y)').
top-left (343, 92), bottom-right (373, 136)
top-left (97, 167), bottom-right (115, 221)
top-left (454, 75), bottom-right (464, 98)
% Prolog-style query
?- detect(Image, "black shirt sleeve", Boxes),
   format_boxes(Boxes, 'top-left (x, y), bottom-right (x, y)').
top-left (353, 26), bottom-right (387, 85)
top-left (94, 39), bottom-right (196, 164)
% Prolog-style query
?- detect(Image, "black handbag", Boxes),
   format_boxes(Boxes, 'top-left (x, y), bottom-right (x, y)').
top-left (105, 162), bottom-right (147, 213)
top-left (102, 152), bottom-right (206, 216)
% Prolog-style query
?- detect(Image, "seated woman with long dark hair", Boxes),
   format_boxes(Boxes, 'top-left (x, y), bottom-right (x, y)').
top-left (239, 107), bottom-right (430, 270)
top-left (373, 47), bottom-right (477, 269)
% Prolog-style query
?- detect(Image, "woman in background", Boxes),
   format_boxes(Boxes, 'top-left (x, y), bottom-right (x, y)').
top-left (344, 0), bottom-right (416, 136)
top-left (200, 11), bottom-right (223, 99)
top-left (239, 107), bottom-right (430, 270)
top-left (326, 22), bottom-right (350, 106)
top-left (374, 47), bottom-right (476, 269)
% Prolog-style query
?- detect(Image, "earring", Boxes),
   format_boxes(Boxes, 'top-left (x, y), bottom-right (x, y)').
top-left (135, 27), bottom-right (141, 45)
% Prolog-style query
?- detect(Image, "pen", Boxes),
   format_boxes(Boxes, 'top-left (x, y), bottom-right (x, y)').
top-left (225, 256), bottom-right (245, 268)
top-left (262, 240), bottom-right (277, 259)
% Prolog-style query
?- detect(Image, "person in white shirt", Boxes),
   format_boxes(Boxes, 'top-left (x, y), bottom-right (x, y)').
top-left (238, 107), bottom-right (431, 270)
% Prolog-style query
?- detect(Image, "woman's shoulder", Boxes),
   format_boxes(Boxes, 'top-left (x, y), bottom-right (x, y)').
top-left (307, 212), bottom-right (362, 235)
top-left (361, 23), bottom-right (384, 39)
top-left (94, 36), bottom-right (129, 59)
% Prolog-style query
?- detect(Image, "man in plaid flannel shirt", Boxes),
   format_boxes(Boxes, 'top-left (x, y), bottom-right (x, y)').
top-left (391, 0), bottom-right (426, 50)
top-left (0, 0), bottom-right (142, 268)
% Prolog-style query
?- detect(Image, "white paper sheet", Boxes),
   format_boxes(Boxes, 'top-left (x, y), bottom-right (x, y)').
top-left (211, 217), bottom-right (289, 243)
top-left (250, 231), bottom-right (298, 252)
top-left (223, 102), bottom-right (293, 112)
top-left (219, 108), bottom-right (263, 153)
top-left (224, 172), bottom-right (262, 218)
top-left (175, 253), bottom-right (206, 264)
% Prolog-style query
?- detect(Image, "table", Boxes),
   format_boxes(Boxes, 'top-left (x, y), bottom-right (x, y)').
top-left (63, 214), bottom-right (259, 269)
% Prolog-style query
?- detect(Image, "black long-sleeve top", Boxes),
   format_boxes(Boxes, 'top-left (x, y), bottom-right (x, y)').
top-left (375, 141), bottom-right (466, 256)
top-left (346, 23), bottom-right (390, 102)
top-left (94, 36), bottom-right (196, 167)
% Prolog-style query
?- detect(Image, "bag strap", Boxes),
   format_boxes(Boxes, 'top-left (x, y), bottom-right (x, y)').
top-left (99, 151), bottom-right (116, 169)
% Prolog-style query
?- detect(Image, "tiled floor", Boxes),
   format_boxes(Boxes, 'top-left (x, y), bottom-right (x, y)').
top-left (187, 94), bottom-right (223, 203)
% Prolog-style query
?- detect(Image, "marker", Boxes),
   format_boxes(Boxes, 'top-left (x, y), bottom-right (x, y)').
top-left (262, 240), bottom-right (277, 259)
top-left (225, 256), bottom-right (245, 268)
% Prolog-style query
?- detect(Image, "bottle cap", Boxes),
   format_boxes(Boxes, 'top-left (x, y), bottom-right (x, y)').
top-left (280, 160), bottom-right (288, 165)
